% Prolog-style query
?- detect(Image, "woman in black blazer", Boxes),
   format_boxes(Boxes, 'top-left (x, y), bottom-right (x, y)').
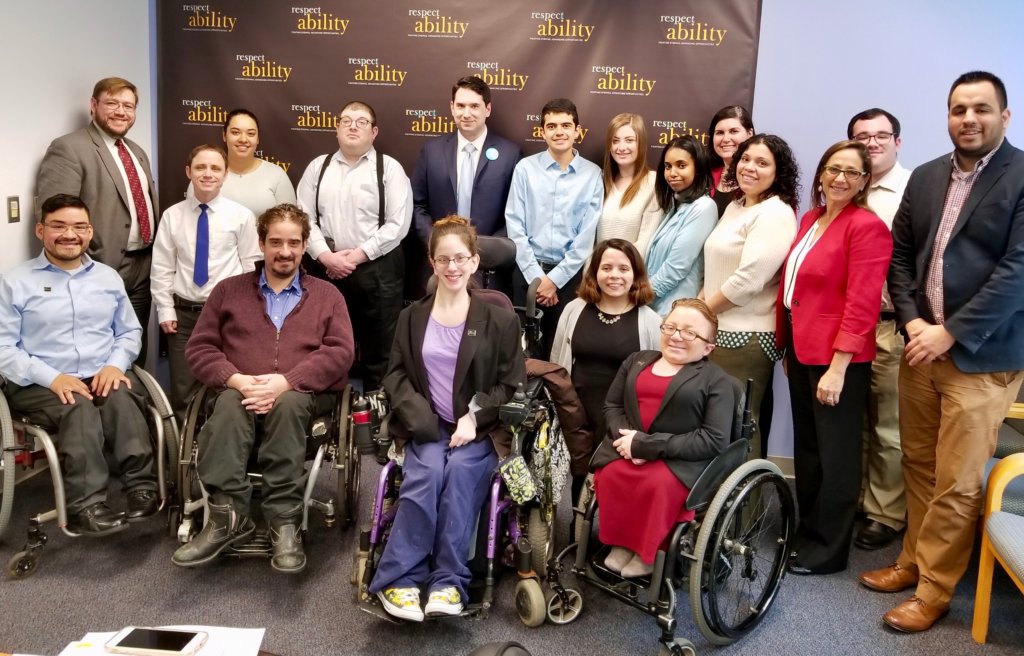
top-left (369, 216), bottom-right (525, 622)
top-left (591, 298), bottom-right (736, 577)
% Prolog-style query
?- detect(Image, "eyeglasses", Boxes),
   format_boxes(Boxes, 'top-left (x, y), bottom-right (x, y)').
top-left (432, 254), bottom-right (473, 267)
top-left (338, 117), bottom-right (372, 129)
top-left (853, 132), bottom-right (893, 144)
top-left (822, 165), bottom-right (867, 181)
top-left (100, 99), bottom-right (136, 113)
top-left (43, 222), bottom-right (92, 235)
top-left (659, 324), bottom-right (712, 343)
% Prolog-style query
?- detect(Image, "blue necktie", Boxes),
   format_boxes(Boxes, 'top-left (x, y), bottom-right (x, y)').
top-left (194, 203), bottom-right (209, 287)
top-left (457, 143), bottom-right (476, 218)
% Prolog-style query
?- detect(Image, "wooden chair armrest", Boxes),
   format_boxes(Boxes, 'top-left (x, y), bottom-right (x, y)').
top-left (985, 452), bottom-right (1024, 514)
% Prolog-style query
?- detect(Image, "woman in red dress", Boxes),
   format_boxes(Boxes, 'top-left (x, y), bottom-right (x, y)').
top-left (590, 298), bottom-right (737, 577)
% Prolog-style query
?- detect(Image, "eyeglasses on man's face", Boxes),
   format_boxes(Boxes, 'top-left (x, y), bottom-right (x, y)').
top-left (43, 222), bottom-right (92, 235)
top-left (659, 323), bottom-right (712, 343)
top-left (822, 165), bottom-right (867, 181)
top-left (853, 132), bottom-right (893, 144)
top-left (432, 254), bottom-right (473, 267)
top-left (338, 116), bottom-right (372, 129)
top-left (100, 99), bottom-right (136, 114)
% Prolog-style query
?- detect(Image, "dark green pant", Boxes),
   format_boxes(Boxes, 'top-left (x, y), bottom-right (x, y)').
top-left (196, 389), bottom-right (331, 521)
top-left (6, 372), bottom-right (155, 513)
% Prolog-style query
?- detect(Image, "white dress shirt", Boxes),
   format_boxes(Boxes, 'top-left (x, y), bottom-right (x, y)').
top-left (95, 123), bottom-right (155, 251)
top-left (866, 161), bottom-right (910, 312)
top-left (296, 146), bottom-right (413, 261)
top-left (150, 193), bottom-right (261, 323)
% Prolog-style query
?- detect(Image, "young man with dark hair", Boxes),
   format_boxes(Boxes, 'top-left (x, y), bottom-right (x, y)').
top-left (409, 76), bottom-right (522, 295)
top-left (0, 194), bottom-right (157, 536)
top-left (505, 98), bottom-right (603, 355)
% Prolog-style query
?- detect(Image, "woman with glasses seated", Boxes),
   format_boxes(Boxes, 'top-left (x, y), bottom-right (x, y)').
top-left (776, 140), bottom-right (892, 575)
top-left (590, 298), bottom-right (736, 577)
top-left (369, 215), bottom-right (526, 622)
top-left (550, 238), bottom-right (661, 504)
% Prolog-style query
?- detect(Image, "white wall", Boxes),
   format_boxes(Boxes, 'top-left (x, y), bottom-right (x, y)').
top-left (754, 0), bottom-right (1024, 208)
top-left (0, 0), bottom-right (155, 273)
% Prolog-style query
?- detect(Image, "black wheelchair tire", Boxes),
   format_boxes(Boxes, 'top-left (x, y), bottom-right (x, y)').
top-left (335, 386), bottom-right (358, 530)
top-left (689, 459), bottom-right (794, 645)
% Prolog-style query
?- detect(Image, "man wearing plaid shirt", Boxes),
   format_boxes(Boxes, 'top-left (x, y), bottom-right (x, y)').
top-left (859, 71), bottom-right (1024, 633)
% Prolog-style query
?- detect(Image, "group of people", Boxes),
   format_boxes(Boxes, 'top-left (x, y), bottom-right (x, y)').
top-left (1, 69), bottom-right (1022, 638)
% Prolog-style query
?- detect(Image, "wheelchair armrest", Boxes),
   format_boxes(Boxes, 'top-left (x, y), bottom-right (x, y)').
top-left (684, 439), bottom-right (750, 512)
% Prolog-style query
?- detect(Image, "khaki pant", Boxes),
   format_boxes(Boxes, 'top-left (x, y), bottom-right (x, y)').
top-left (895, 357), bottom-right (1022, 605)
top-left (861, 319), bottom-right (906, 530)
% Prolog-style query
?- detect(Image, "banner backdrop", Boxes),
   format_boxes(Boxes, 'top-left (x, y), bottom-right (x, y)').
top-left (157, 1), bottom-right (762, 206)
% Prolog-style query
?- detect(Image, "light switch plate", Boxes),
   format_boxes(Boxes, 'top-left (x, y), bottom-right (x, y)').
top-left (7, 196), bottom-right (19, 223)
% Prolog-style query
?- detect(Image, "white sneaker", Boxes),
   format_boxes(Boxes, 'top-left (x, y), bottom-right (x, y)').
top-left (378, 587), bottom-right (424, 622)
top-left (424, 586), bottom-right (464, 616)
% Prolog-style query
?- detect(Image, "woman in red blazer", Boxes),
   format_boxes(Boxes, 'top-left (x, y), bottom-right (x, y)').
top-left (776, 140), bottom-right (892, 575)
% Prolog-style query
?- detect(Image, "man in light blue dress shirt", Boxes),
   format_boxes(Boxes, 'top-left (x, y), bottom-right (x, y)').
top-left (505, 98), bottom-right (603, 356)
top-left (0, 194), bottom-right (157, 536)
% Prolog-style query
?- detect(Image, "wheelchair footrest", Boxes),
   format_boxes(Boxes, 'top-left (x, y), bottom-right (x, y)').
top-left (222, 529), bottom-right (273, 558)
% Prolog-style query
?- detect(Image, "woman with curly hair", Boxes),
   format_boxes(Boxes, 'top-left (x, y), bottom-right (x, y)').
top-left (700, 134), bottom-right (798, 461)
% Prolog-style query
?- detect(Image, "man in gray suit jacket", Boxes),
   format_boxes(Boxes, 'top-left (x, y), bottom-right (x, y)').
top-left (37, 77), bottom-right (158, 364)
top-left (859, 71), bottom-right (1024, 633)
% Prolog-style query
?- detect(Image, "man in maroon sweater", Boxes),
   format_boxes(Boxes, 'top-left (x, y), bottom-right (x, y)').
top-left (172, 204), bottom-right (354, 574)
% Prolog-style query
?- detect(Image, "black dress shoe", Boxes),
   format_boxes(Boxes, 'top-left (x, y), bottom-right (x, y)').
top-left (270, 522), bottom-right (306, 574)
top-left (125, 489), bottom-right (159, 522)
top-left (172, 500), bottom-right (255, 568)
top-left (855, 520), bottom-right (900, 550)
top-left (787, 562), bottom-right (816, 576)
top-left (67, 502), bottom-right (128, 537)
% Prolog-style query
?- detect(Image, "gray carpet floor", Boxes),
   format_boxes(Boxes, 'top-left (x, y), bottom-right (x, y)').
top-left (1, 460), bottom-right (1022, 656)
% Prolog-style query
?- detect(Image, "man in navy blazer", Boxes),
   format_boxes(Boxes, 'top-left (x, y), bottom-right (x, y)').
top-left (409, 76), bottom-right (521, 295)
top-left (860, 71), bottom-right (1024, 633)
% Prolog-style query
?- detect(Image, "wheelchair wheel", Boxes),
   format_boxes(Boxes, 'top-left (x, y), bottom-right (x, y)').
top-left (545, 586), bottom-right (583, 625)
top-left (7, 550), bottom-right (38, 579)
top-left (0, 392), bottom-right (16, 541)
top-left (657, 638), bottom-right (696, 656)
top-left (689, 459), bottom-right (794, 645)
top-left (515, 578), bottom-right (547, 627)
top-left (177, 388), bottom-right (212, 541)
top-left (335, 386), bottom-right (360, 530)
top-left (526, 507), bottom-right (553, 578)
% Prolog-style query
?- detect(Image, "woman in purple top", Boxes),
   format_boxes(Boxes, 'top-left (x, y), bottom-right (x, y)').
top-left (369, 215), bottom-right (525, 622)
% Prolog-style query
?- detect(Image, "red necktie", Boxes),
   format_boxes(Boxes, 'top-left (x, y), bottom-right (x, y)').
top-left (115, 139), bottom-right (152, 244)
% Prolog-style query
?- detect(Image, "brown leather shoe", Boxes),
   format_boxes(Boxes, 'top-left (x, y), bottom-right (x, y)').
top-left (882, 596), bottom-right (949, 633)
top-left (859, 562), bottom-right (918, 593)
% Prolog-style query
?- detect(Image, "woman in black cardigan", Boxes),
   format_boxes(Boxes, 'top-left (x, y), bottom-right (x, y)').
top-left (369, 216), bottom-right (525, 622)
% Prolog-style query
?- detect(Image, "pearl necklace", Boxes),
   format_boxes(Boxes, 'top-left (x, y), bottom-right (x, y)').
top-left (596, 304), bottom-right (632, 325)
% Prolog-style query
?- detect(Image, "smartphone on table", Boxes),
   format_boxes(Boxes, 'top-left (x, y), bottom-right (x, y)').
top-left (105, 627), bottom-right (208, 655)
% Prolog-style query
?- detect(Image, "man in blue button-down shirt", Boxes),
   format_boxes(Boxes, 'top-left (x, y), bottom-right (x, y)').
top-left (0, 194), bottom-right (157, 536)
top-left (505, 98), bottom-right (603, 356)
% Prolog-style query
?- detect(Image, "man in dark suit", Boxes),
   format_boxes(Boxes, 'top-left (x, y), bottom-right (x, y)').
top-left (37, 77), bottom-right (158, 365)
top-left (409, 76), bottom-right (522, 296)
top-left (859, 71), bottom-right (1024, 633)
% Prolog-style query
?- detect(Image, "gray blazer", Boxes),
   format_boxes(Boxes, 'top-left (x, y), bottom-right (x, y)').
top-left (37, 123), bottom-right (159, 267)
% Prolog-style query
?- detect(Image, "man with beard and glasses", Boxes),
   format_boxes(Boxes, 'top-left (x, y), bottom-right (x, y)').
top-left (37, 77), bottom-right (159, 364)
top-left (172, 204), bottom-right (354, 574)
top-left (0, 194), bottom-right (158, 537)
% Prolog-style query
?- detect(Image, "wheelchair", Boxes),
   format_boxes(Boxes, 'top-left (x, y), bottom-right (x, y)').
top-left (542, 379), bottom-right (796, 655)
top-left (173, 382), bottom-right (387, 559)
top-left (0, 365), bottom-right (178, 579)
top-left (353, 372), bottom-right (568, 627)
